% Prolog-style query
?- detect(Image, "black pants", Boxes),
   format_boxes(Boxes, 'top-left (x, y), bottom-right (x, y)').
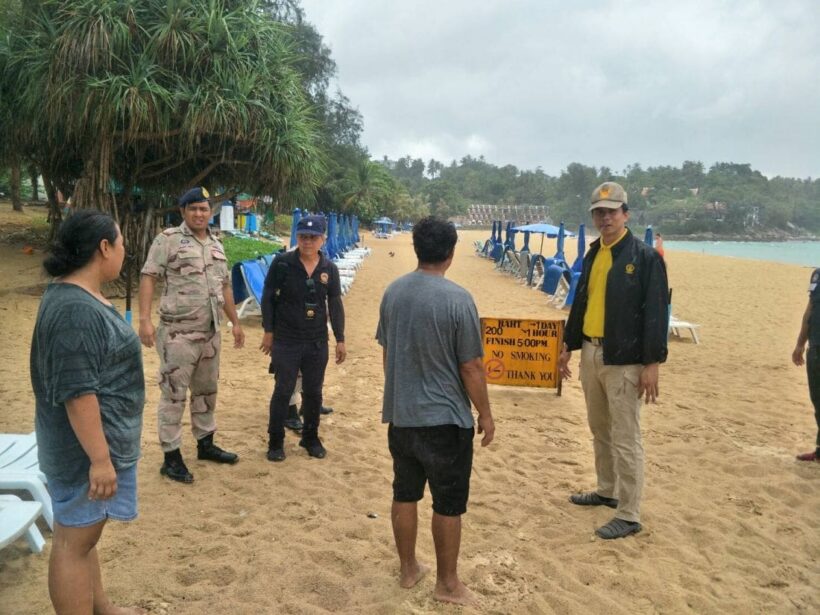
top-left (808, 346), bottom-right (820, 451)
top-left (268, 340), bottom-right (328, 446)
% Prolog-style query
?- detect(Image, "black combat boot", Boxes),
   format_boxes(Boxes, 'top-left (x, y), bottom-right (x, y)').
top-left (298, 437), bottom-right (326, 459)
top-left (300, 405), bottom-right (334, 416)
top-left (298, 425), bottom-right (326, 459)
top-left (160, 449), bottom-right (194, 483)
top-left (284, 404), bottom-right (303, 432)
top-left (267, 438), bottom-right (286, 462)
top-left (196, 433), bottom-right (239, 464)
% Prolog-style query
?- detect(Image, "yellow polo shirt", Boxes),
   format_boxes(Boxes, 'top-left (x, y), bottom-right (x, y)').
top-left (582, 229), bottom-right (628, 338)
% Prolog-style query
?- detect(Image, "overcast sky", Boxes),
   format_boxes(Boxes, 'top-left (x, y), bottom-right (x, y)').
top-left (299, 0), bottom-right (819, 179)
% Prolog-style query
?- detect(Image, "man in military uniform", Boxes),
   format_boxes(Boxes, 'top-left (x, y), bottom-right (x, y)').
top-left (260, 215), bottom-right (346, 462)
top-left (791, 267), bottom-right (820, 462)
top-left (139, 187), bottom-right (245, 483)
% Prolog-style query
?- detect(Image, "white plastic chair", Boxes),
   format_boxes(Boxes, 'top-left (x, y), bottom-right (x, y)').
top-left (0, 432), bottom-right (54, 530)
top-left (669, 316), bottom-right (701, 344)
top-left (0, 494), bottom-right (46, 553)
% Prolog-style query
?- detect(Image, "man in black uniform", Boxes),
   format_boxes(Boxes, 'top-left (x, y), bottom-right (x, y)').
top-left (260, 215), bottom-right (346, 461)
top-left (791, 267), bottom-right (820, 462)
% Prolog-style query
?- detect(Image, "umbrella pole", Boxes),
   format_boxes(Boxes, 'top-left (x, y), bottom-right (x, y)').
top-left (539, 234), bottom-right (544, 254)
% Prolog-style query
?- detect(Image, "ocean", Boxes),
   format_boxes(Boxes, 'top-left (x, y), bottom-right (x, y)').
top-left (663, 240), bottom-right (820, 268)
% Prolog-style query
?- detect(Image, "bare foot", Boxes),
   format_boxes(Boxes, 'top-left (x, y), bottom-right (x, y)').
top-left (434, 579), bottom-right (478, 606)
top-left (95, 606), bottom-right (148, 615)
top-left (399, 561), bottom-right (430, 588)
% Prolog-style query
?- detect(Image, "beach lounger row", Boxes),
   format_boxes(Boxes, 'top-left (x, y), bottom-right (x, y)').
top-left (233, 246), bottom-right (372, 320)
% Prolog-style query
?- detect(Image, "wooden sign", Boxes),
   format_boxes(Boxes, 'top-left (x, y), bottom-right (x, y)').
top-left (480, 318), bottom-right (564, 392)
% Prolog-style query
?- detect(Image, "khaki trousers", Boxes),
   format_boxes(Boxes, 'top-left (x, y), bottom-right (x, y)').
top-left (156, 326), bottom-right (221, 452)
top-left (579, 341), bottom-right (644, 523)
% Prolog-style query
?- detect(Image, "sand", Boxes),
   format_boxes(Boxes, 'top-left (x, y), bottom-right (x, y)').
top-left (0, 206), bottom-right (818, 614)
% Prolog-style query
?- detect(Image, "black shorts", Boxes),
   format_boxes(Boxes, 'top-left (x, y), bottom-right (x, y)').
top-left (388, 424), bottom-right (475, 516)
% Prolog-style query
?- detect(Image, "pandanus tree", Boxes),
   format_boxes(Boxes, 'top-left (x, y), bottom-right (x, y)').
top-left (1, 0), bottom-right (322, 271)
top-left (0, 1), bottom-right (24, 212)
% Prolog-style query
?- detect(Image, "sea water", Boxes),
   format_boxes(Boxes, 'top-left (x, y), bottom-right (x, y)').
top-left (663, 241), bottom-right (820, 268)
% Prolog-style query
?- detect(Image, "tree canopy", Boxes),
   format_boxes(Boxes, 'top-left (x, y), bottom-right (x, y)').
top-left (380, 155), bottom-right (820, 234)
top-left (2, 0), bottom-right (323, 220)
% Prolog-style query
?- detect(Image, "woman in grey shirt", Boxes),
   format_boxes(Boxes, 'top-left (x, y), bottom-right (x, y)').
top-left (30, 210), bottom-right (145, 615)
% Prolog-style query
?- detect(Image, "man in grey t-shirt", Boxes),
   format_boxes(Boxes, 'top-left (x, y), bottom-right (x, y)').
top-left (376, 216), bottom-right (495, 607)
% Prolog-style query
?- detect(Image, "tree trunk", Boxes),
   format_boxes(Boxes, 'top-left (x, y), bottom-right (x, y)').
top-left (10, 160), bottom-right (23, 211)
top-left (41, 169), bottom-right (62, 242)
top-left (29, 165), bottom-right (39, 201)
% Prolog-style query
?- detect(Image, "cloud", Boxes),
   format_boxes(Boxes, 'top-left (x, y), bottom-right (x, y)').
top-left (300, 0), bottom-right (820, 177)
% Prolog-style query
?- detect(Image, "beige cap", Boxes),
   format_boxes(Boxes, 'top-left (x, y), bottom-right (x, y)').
top-left (589, 182), bottom-right (628, 211)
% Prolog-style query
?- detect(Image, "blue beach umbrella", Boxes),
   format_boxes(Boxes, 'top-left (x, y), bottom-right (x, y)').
top-left (512, 222), bottom-right (575, 255)
top-left (325, 213), bottom-right (336, 258)
top-left (572, 223), bottom-right (586, 272)
top-left (556, 221), bottom-right (567, 262)
top-left (289, 208), bottom-right (302, 248)
top-left (511, 222), bottom-right (564, 235)
top-left (521, 231), bottom-right (531, 252)
top-left (644, 225), bottom-right (654, 247)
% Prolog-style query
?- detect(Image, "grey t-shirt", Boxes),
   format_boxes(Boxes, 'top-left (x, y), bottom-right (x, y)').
top-left (376, 271), bottom-right (483, 428)
top-left (30, 283), bottom-right (145, 485)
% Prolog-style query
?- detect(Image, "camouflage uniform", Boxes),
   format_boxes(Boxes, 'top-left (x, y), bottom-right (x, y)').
top-left (142, 221), bottom-right (229, 452)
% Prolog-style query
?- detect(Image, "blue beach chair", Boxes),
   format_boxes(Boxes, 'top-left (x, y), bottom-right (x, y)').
top-left (236, 259), bottom-right (266, 319)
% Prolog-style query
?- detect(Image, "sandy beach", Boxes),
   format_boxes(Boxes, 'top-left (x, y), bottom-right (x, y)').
top-left (0, 207), bottom-right (818, 614)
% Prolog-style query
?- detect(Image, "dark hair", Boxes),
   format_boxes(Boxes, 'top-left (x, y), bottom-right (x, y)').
top-left (621, 204), bottom-right (629, 213)
top-left (43, 210), bottom-right (119, 277)
top-left (412, 216), bottom-right (457, 264)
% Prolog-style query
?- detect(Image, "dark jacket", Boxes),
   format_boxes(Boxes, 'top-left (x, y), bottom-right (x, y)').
top-left (261, 249), bottom-right (345, 343)
top-left (564, 229), bottom-right (669, 365)
top-left (809, 268), bottom-right (820, 348)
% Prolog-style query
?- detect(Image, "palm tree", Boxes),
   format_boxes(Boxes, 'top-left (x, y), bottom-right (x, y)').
top-left (340, 159), bottom-right (395, 220)
top-left (1, 0), bottom-right (322, 254)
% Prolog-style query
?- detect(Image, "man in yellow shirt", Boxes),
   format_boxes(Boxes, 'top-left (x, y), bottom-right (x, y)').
top-left (558, 181), bottom-right (669, 539)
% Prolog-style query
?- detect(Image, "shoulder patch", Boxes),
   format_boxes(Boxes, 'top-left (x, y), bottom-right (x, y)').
top-left (162, 227), bottom-right (182, 236)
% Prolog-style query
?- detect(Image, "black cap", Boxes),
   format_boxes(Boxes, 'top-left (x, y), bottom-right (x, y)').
top-left (296, 215), bottom-right (326, 236)
top-left (178, 187), bottom-right (210, 208)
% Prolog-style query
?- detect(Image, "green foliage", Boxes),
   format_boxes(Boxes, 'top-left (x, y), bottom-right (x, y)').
top-left (221, 235), bottom-right (281, 267)
top-left (378, 153), bottom-right (819, 234)
top-left (0, 0), bottom-right (324, 263)
top-left (337, 159), bottom-right (396, 220)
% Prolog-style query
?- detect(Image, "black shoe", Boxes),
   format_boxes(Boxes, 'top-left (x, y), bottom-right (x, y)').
top-left (267, 445), bottom-right (286, 462)
top-left (569, 492), bottom-right (618, 509)
top-left (160, 449), bottom-right (194, 483)
top-left (285, 405), bottom-right (304, 432)
top-left (595, 518), bottom-right (642, 539)
top-left (197, 433), bottom-right (239, 464)
top-left (298, 405), bottom-right (334, 416)
top-left (299, 438), bottom-right (326, 459)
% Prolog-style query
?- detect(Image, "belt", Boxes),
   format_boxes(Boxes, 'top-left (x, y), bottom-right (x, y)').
top-left (583, 335), bottom-right (604, 346)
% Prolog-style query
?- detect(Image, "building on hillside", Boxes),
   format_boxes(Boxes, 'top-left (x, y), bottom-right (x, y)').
top-left (450, 203), bottom-right (552, 227)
